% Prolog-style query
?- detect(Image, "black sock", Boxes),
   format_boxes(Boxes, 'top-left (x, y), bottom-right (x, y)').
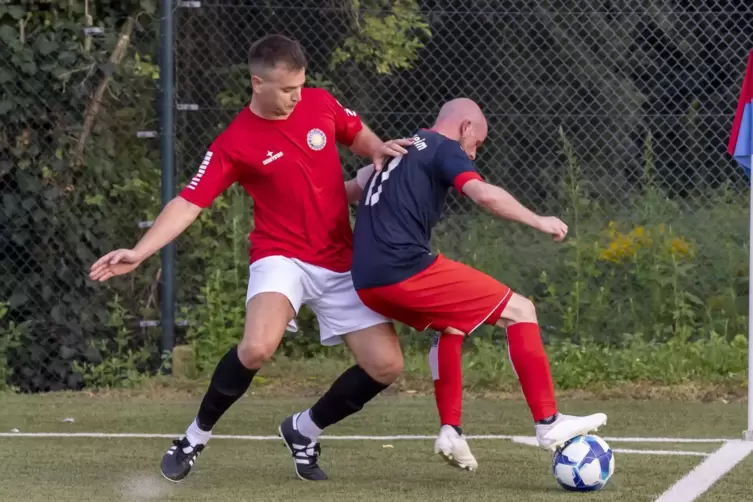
top-left (309, 365), bottom-right (389, 429)
top-left (196, 346), bottom-right (257, 430)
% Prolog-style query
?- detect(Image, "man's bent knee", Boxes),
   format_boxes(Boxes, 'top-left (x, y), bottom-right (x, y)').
top-left (344, 323), bottom-right (404, 385)
top-left (373, 351), bottom-right (404, 384)
top-left (496, 292), bottom-right (537, 328)
top-left (237, 339), bottom-right (278, 369)
top-left (238, 292), bottom-right (294, 369)
top-left (365, 357), bottom-right (403, 385)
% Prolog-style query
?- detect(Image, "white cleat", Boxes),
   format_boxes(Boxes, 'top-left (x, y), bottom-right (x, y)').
top-left (535, 412), bottom-right (608, 451)
top-left (434, 425), bottom-right (478, 471)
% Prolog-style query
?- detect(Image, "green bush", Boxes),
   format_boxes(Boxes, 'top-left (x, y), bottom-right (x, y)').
top-left (72, 296), bottom-right (164, 389)
top-left (1, 2), bottom-right (164, 391)
top-left (0, 302), bottom-right (27, 391)
top-left (428, 332), bottom-right (748, 392)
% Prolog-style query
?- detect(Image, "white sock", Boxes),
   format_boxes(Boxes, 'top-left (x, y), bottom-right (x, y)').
top-left (185, 418), bottom-right (212, 450)
top-left (295, 409), bottom-right (323, 440)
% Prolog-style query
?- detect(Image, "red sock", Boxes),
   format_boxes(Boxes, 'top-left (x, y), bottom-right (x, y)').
top-left (429, 332), bottom-right (464, 427)
top-left (506, 322), bottom-right (558, 421)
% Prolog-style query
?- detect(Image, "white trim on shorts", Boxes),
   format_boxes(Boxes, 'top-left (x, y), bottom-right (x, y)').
top-left (421, 289), bottom-right (513, 335)
top-left (467, 288), bottom-right (513, 335)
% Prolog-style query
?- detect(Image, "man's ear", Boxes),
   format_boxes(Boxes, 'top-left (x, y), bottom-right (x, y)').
top-left (459, 119), bottom-right (473, 137)
top-left (251, 74), bottom-right (264, 94)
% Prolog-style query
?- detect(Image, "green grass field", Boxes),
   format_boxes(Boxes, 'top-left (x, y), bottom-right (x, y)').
top-left (0, 393), bottom-right (750, 501)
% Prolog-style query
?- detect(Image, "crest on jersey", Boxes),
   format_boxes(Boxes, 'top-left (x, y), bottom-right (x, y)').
top-left (307, 128), bottom-right (327, 151)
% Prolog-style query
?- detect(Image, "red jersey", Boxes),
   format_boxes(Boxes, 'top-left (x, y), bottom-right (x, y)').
top-left (179, 88), bottom-right (363, 272)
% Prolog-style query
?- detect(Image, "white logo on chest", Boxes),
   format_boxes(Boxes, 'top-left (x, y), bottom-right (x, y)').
top-left (263, 150), bottom-right (284, 165)
top-left (413, 136), bottom-right (428, 150)
top-left (307, 128), bottom-right (327, 151)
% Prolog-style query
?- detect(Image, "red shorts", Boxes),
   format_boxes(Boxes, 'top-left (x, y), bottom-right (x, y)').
top-left (356, 255), bottom-right (513, 334)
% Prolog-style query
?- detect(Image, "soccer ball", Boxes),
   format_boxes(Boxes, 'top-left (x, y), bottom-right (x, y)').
top-left (552, 435), bottom-right (615, 491)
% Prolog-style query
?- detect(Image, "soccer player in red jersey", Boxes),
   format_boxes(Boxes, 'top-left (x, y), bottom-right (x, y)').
top-left (350, 98), bottom-right (608, 471)
top-left (89, 34), bottom-right (411, 482)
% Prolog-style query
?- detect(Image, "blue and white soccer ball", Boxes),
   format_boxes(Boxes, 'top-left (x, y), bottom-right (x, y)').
top-left (552, 435), bottom-right (615, 492)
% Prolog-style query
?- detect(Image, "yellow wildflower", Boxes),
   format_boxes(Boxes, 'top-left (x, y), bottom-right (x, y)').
top-left (599, 230), bottom-right (639, 262)
top-left (668, 237), bottom-right (692, 258)
top-left (598, 222), bottom-right (693, 263)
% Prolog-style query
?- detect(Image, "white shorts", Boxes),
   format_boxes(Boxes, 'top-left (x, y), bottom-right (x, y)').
top-left (245, 256), bottom-right (390, 346)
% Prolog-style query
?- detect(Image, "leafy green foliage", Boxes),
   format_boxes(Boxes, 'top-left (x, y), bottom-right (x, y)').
top-left (72, 296), bottom-right (163, 389)
top-left (182, 268), bottom-right (246, 374)
top-left (1, 2), bottom-right (161, 391)
top-left (332, 0), bottom-right (431, 74)
top-left (0, 302), bottom-right (27, 391)
top-left (461, 332), bottom-right (748, 390)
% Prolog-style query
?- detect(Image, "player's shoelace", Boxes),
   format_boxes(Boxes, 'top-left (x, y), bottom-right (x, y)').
top-left (290, 440), bottom-right (321, 465)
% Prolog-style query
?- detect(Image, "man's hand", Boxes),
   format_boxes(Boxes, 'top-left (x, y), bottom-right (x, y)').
top-left (349, 124), bottom-right (413, 171)
top-left (535, 216), bottom-right (569, 242)
top-left (89, 249), bottom-right (144, 282)
top-left (372, 138), bottom-right (413, 172)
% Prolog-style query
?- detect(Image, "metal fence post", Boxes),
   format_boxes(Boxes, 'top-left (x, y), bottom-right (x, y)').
top-left (158, 0), bottom-right (176, 364)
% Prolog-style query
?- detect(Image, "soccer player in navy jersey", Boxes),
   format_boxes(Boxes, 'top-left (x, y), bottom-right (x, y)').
top-left (345, 98), bottom-right (608, 471)
top-left (89, 34), bottom-right (413, 482)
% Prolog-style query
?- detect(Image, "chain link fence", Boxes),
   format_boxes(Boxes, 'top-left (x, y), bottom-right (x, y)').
top-left (175, 1), bottom-right (751, 208)
top-left (174, 1), bottom-right (753, 345)
top-left (2, 1), bottom-right (752, 391)
top-left (1, 3), bottom-right (163, 391)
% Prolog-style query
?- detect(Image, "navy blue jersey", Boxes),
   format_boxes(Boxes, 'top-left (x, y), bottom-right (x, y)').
top-left (351, 130), bottom-right (481, 290)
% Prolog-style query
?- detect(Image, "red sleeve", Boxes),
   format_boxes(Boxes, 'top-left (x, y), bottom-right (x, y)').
top-left (318, 89), bottom-right (363, 146)
top-left (179, 140), bottom-right (239, 208)
top-left (453, 171), bottom-right (484, 194)
top-left (435, 140), bottom-right (483, 195)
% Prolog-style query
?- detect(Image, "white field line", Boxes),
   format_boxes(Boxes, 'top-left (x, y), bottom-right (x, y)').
top-left (0, 432), bottom-right (731, 458)
top-left (0, 432), bottom-right (733, 442)
top-left (3, 431), bottom-right (744, 493)
top-left (615, 449), bottom-right (708, 457)
top-left (655, 440), bottom-right (753, 502)
top-left (509, 436), bottom-right (711, 456)
top-left (596, 437), bottom-right (729, 444)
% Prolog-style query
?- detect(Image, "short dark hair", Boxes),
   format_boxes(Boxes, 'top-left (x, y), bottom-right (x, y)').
top-left (248, 34), bottom-right (307, 76)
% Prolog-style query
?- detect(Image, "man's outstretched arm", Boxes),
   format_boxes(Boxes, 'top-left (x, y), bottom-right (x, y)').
top-left (462, 179), bottom-right (568, 241)
top-left (131, 197), bottom-right (203, 260)
top-left (89, 197), bottom-right (202, 282)
top-left (90, 142), bottom-right (239, 282)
